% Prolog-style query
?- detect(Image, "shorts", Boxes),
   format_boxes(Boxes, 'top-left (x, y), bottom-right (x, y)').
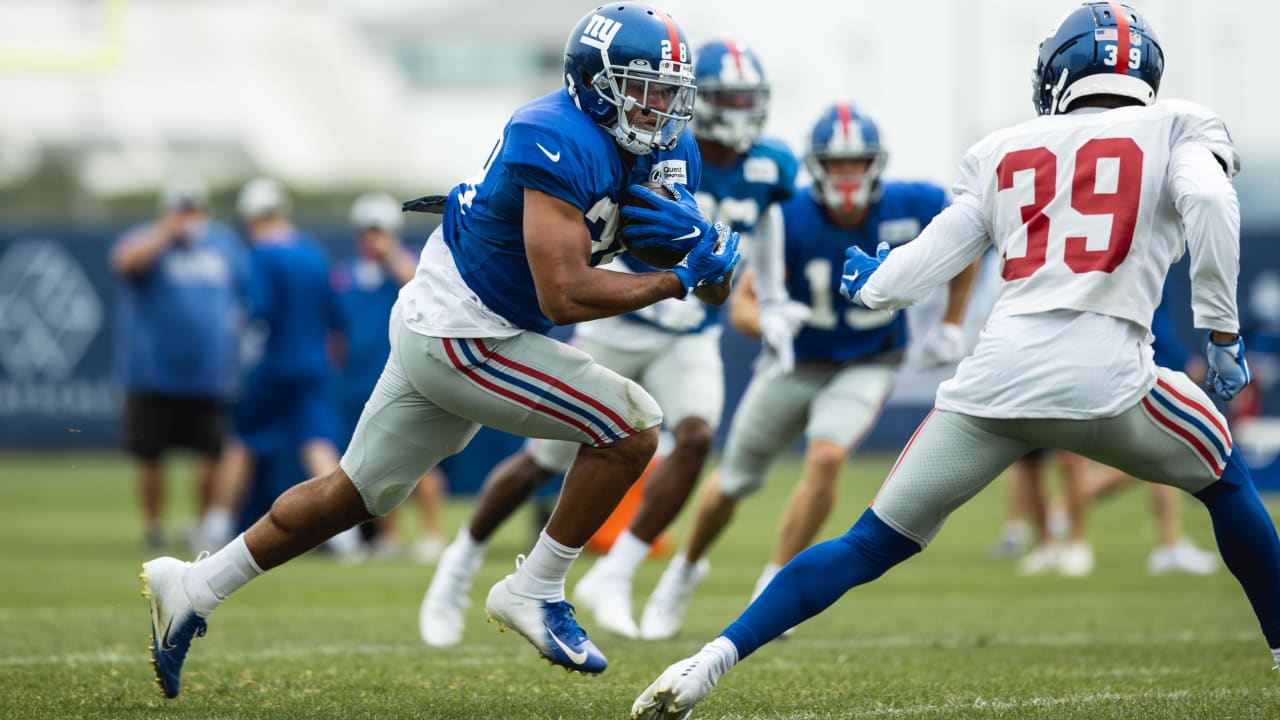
top-left (123, 393), bottom-right (227, 460)
top-left (234, 373), bottom-right (340, 455)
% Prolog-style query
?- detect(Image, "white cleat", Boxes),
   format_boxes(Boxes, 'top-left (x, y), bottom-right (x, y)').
top-left (573, 566), bottom-right (640, 639)
top-left (640, 557), bottom-right (709, 641)
top-left (1016, 544), bottom-right (1059, 576)
top-left (1057, 541), bottom-right (1095, 577)
top-left (141, 556), bottom-right (208, 699)
top-left (485, 574), bottom-right (607, 674)
top-left (1148, 538), bottom-right (1219, 575)
top-left (419, 541), bottom-right (480, 647)
top-left (630, 647), bottom-right (729, 720)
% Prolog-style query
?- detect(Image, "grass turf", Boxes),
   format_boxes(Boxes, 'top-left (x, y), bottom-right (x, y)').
top-left (1, 450), bottom-right (1278, 719)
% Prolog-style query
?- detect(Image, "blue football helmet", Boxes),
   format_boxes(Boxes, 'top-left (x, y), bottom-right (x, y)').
top-left (693, 39), bottom-right (770, 153)
top-left (1033, 2), bottom-right (1164, 116)
top-left (564, 3), bottom-right (697, 155)
top-left (805, 103), bottom-right (887, 212)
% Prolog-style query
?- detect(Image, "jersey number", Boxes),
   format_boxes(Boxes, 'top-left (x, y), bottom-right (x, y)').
top-left (803, 259), bottom-right (895, 330)
top-left (996, 138), bottom-right (1143, 281)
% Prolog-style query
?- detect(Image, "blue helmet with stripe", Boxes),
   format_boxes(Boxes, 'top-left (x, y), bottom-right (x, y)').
top-left (692, 39), bottom-right (770, 153)
top-left (1033, 2), bottom-right (1164, 116)
top-left (805, 103), bottom-right (887, 212)
top-left (563, 3), bottom-right (697, 154)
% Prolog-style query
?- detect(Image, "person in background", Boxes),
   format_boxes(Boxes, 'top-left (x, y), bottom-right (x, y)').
top-left (331, 191), bottom-right (446, 562)
top-left (112, 174), bottom-right (248, 549)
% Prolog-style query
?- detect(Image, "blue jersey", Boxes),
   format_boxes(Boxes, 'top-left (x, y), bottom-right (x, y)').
top-left (245, 230), bottom-right (336, 380)
top-left (331, 256), bottom-right (401, 412)
top-left (784, 181), bottom-right (949, 363)
top-left (114, 221), bottom-right (248, 400)
top-left (442, 89), bottom-right (702, 334)
top-left (619, 136), bottom-right (799, 332)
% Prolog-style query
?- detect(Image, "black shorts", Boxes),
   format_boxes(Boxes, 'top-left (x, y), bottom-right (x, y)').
top-left (123, 393), bottom-right (227, 460)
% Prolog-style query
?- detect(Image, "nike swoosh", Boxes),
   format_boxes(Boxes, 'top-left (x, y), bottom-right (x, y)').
top-left (545, 624), bottom-right (588, 665)
top-left (674, 226), bottom-right (700, 242)
top-left (536, 143), bottom-right (560, 163)
top-left (160, 614), bottom-right (177, 651)
top-left (842, 272), bottom-right (859, 284)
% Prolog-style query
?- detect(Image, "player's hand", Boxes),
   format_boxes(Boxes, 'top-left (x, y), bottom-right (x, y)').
top-left (620, 183), bottom-right (713, 256)
top-left (840, 242), bottom-right (891, 307)
top-left (670, 223), bottom-right (741, 298)
top-left (918, 322), bottom-right (966, 369)
top-left (760, 300), bottom-right (811, 374)
top-left (1206, 334), bottom-right (1253, 401)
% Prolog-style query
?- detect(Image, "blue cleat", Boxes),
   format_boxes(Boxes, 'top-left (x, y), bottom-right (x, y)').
top-left (484, 574), bottom-right (608, 674)
top-left (141, 557), bottom-right (208, 698)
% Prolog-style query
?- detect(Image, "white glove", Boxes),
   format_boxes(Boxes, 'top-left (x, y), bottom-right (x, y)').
top-left (917, 322), bottom-right (966, 369)
top-left (759, 300), bottom-right (811, 374)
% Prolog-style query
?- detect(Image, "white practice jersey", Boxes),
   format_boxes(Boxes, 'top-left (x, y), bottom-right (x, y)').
top-left (858, 100), bottom-right (1241, 419)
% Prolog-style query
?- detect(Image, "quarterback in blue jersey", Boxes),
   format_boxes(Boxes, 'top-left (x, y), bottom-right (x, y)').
top-left (139, 3), bottom-right (741, 697)
top-left (419, 38), bottom-right (796, 646)
top-left (112, 174), bottom-right (248, 549)
top-left (641, 103), bottom-right (978, 640)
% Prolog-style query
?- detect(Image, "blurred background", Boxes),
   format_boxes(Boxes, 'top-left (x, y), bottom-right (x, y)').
top-left (1, 0), bottom-right (1278, 489)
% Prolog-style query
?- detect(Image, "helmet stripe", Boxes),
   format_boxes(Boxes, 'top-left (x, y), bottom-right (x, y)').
top-left (837, 103), bottom-right (853, 145)
top-left (1108, 1), bottom-right (1131, 75)
top-left (726, 39), bottom-right (743, 77)
top-left (653, 6), bottom-right (683, 64)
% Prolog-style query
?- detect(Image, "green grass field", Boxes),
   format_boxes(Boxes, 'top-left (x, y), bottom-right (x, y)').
top-left (2, 450), bottom-right (1279, 719)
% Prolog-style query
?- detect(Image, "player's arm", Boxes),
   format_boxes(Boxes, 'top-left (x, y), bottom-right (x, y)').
top-left (524, 188), bottom-right (684, 325)
top-left (1171, 143), bottom-right (1240, 339)
top-left (857, 196), bottom-right (990, 311)
top-left (110, 215), bottom-right (182, 277)
top-left (728, 270), bottom-right (762, 337)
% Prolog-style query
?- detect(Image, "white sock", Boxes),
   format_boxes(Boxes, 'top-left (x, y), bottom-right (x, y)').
top-left (183, 534), bottom-right (263, 617)
top-left (704, 636), bottom-right (740, 672)
top-left (199, 508), bottom-right (234, 548)
top-left (456, 525), bottom-right (488, 566)
top-left (598, 530), bottom-right (651, 578)
top-left (509, 530), bottom-right (580, 601)
top-left (1271, 647), bottom-right (1280, 669)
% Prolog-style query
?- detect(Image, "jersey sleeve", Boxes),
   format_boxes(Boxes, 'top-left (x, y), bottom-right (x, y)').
top-left (1169, 141), bottom-right (1241, 333)
top-left (1165, 99), bottom-right (1241, 177)
top-left (503, 121), bottom-right (594, 211)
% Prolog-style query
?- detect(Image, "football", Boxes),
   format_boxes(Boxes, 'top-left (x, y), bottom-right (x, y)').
top-left (618, 181), bottom-right (689, 270)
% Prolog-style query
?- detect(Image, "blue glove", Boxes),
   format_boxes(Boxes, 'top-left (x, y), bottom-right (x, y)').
top-left (620, 183), bottom-right (714, 256)
top-left (1206, 335), bottom-right (1253, 401)
top-left (839, 241), bottom-right (891, 306)
top-left (670, 223), bottom-right (741, 297)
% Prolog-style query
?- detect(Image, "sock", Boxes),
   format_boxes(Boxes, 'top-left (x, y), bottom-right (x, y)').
top-left (699, 636), bottom-right (739, 678)
top-left (721, 508), bottom-right (921, 659)
top-left (1193, 449), bottom-right (1280, 649)
top-left (598, 530), bottom-right (651, 578)
top-left (183, 534), bottom-right (263, 617)
top-left (751, 563), bottom-right (781, 600)
top-left (455, 525), bottom-right (488, 568)
top-left (509, 530), bottom-right (580, 601)
top-left (1272, 647), bottom-right (1280, 669)
top-left (199, 508), bottom-right (234, 548)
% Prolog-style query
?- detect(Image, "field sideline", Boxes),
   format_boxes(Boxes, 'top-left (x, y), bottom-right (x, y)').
top-left (2, 451), bottom-right (1279, 719)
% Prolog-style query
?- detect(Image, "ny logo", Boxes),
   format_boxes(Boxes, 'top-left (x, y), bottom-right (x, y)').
top-left (581, 15), bottom-right (622, 50)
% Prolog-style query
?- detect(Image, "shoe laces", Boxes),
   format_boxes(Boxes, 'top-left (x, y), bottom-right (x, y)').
top-left (542, 601), bottom-right (588, 646)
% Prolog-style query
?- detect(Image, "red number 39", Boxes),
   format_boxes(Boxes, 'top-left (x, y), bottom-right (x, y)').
top-left (996, 138), bottom-right (1144, 281)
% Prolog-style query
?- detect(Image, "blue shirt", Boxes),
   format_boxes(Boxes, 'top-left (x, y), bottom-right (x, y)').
top-left (114, 221), bottom-right (248, 399)
top-left (620, 135), bottom-right (799, 332)
top-left (245, 230), bottom-right (336, 381)
top-left (331, 256), bottom-right (402, 408)
top-left (784, 181), bottom-right (949, 363)
top-left (441, 89), bottom-right (702, 333)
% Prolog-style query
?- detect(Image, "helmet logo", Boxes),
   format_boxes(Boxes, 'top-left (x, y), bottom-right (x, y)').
top-left (581, 15), bottom-right (622, 50)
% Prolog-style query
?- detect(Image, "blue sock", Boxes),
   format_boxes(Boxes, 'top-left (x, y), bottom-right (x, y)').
top-left (721, 508), bottom-right (921, 659)
top-left (1194, 448), bottom-right (1280, 648)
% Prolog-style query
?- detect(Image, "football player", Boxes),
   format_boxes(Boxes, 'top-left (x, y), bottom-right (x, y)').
top-left (632, 5), bottom-right (1280, 717)
top-left (638, 102), bottom-right (978, 641)
top-left (140, 3), bottom-right (741, 697)
top-left (419, 38), bottom-right (798, 645)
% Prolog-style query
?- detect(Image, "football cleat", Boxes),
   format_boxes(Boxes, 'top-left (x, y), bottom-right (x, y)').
top-left (141, 557), bottom-right (208, 699)
top-left (640, 557), bottom-right (709, 641)
top-left (1057, 541), bottom-right (1096, 577)
top-left (1016, 544), bottom-right (1060, 576)
top-left (573, 566), bottom-right (640, 639)
top-left (630, 648), bottom-right (728, 720)
top-left (419, 541), bottom-right (481, 647)
top-left (1147, 539), bottom-right (1218, 575)
top-left (485, 575), bottom-right (607, 674)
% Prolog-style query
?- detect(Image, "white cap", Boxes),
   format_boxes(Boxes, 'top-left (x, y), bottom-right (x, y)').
top-left (159, 172), bottom-right (209, 210)
top-left (236, 177), bottom-right (291, 220)
top-left (349, 191), bottom-right (404, 232)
